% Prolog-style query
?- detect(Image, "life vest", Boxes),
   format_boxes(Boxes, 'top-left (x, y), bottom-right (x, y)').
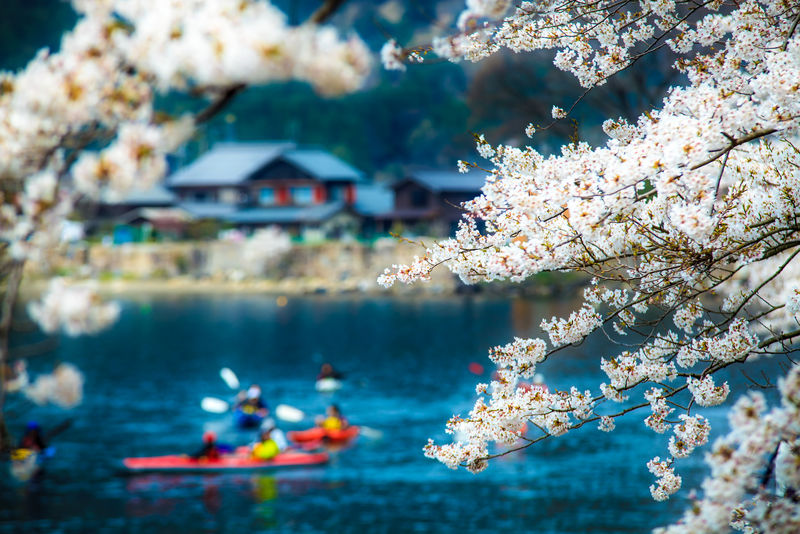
top-left (10, 448), bottom-right (34, 461)
top-left (321, 416), bottom-right (344, 430)
top-left (252, 439), bottom-right (280, 460)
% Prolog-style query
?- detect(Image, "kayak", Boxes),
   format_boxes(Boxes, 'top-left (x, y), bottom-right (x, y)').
top-left (122, 450), bottom-right (329, 473)
top-left (233, 407), bottom-right (265, 428)
top-left (315, 378), bottom-right (342, 392)
top-left (287, 426), bottom-right (359, 444)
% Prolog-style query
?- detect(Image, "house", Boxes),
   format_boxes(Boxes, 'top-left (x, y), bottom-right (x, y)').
top-left (165, 141), bottom-right (372, 235)
top-left (380, 168), bottom-right (488, 235)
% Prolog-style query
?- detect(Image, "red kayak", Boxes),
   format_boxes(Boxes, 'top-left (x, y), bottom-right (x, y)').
top-left (123, 450), bottom-right (329, 472)
top-left (287, 426), bottom-right (360, 444)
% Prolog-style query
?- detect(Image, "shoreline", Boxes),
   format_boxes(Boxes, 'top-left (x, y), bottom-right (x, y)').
top-left (20, 274), bottom-right (586, 300)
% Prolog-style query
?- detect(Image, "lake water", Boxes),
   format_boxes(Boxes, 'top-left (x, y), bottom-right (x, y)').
top-left (0, 294), bottom-right (784, 533)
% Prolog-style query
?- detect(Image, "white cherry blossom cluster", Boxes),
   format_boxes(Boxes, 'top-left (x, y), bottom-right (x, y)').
top-left (384, 7), bottom-right (800, 528)
top-left (540, 305), bottom-right (602, 347)
top-left (380, 40), bottom-right (406, 71)
top-left (425, 365), bottom-right (601, 470)
top-left (488, 336), bottom-right (547, 378)
top-left (98, 0), bottom-right (370, 95)
top-left (644, 388), bottom-right (674, 433)
top-left (598, 415), bottom-right (615, 432)
top-left (687, 375), bottom-right (730, 407)
top-left (668, 414), bottom-right (710, 458)
top-left (23, 363), bottom-right (84, 408)
top-left (656, 366), bottom-right (800, 533)
top-left (457, 0), bottom-right (512, 31)
top-left (241, 226), bottom-right (293, 276)
top-left (26, 278), bottom-right (120, 337)
top-left (676, 319), bottom-right (759, 368)
top-left (648, 456), bottom-right (682, 502)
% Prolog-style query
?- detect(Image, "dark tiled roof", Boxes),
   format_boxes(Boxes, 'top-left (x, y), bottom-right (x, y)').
top-left (106, 184), bottom-right (176, 206)
top-left (168, 142), bottom-right (295, 187)
top-left (403, 168), bottom-right (488, 193)
top-left (353, 183), bottom-right (394, 216)
top-left (282, 150), bottom-right (364, 182)
top-left (167, 142), bottom-right (365, 187)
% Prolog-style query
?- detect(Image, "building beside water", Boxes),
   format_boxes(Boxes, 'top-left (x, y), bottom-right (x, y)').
top-left (94, 141), bottom-right (488, 242)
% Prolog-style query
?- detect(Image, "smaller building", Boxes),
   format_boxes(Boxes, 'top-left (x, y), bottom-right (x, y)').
top-left (381, 168), bottom-right (488, 235)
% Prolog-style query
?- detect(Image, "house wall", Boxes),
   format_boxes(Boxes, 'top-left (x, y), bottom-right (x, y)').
top-left (393, 182), bottom-right (436, 211)
top-left (173, 185), bottom-right (249, 204)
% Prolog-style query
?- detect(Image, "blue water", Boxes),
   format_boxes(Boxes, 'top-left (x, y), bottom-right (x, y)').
top-left (0, 295), bottom-right (785, 533)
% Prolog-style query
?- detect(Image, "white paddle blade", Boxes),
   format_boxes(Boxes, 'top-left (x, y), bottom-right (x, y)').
top-left (201, 397), bottom-right (230, 413)
top-left (359, 426), bottom-right (383, 440)
top-left (315, 378), bottom-right (342, 392)
top-left (220, 368), bottom-right (240, 390)
top-left (275, 404), bottom-right (305, 423)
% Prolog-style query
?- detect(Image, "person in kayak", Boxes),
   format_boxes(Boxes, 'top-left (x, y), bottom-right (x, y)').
top-left (252, 427), bottom-right (280, 461)
top-left (260, 418), bottom-right (288, 451)
top-left (316, 404), bottom-right (348, 431)
top-left (18, 421), bottom-right (46, 451)
top-left (235, 384), bottom-right (269, 418)
top-left (191, 431), bottom-right (221, 460)
top-left (317, 363), bottom-right (343, 381)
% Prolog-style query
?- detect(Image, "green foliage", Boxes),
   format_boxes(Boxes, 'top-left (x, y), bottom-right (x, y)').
top-left (0, 0), bottom-right (76, 71)
top-left (184, 219), bottom-right (227, 241)
top-left (191, 60), bottom-right (473, 177)
top-left (174, 254), bottom-right (190, 275)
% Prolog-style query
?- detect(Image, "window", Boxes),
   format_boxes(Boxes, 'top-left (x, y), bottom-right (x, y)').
top-left (329, 185), bottom-right (346, 201)
top-left (219, 188), bottom-right (239, 205)
top-left (259, 187), bottom-right (276, 206)
top-left (191, 191), bottom-right (211, 203)
top-left (291, 186), bottom-right (313, 205)
top-left (411, 189), bottom-right (428, 208)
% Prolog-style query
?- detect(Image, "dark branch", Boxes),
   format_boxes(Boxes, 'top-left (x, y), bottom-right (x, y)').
top-left (310, 0), bottom-right (348, 24)
top-left (195, 84), bottom-right (246, 125)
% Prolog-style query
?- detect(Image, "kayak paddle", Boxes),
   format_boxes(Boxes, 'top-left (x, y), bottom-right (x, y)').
top-left (220, 368), bottom-right (240, 390)
top-left (275, 404), bottom-right (305, 423)
top-left (359, 426), bottom-right (384, 440)
top-left (201, 397), bottom-right (230, 413)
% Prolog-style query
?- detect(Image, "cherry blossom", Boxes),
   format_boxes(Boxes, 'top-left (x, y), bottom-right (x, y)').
top-left (382, 0), bottom-right (800, 530)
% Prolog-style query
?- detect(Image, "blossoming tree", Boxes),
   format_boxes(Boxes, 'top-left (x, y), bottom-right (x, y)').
top-left (0, 0), bottom-right (369, 450)
top-left (381, 0), bottom-right (800, 531)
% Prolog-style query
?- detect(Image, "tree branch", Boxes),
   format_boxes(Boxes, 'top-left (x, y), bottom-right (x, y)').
top-left (310, 0), bottom-right (348, 24)
top-left (0, 260), bottom-right (24, 451)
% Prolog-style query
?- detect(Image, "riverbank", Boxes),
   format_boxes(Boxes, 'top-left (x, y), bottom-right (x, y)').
top-left (22, 239), bottom-right (587, 298)
top-left (21, 272), bottom-right (587, 300)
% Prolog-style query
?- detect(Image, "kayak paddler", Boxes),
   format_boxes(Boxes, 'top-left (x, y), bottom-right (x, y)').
top-left (18, 421), bottom-right (46, 452)
top-left (316, 404), bottom-right (348, 431)
top-left (252, 428), bottom-right (280, 461)
top-left (191, 431), bottom-right (221, 460)
top-left (235, 384), bottom-right (269, 417)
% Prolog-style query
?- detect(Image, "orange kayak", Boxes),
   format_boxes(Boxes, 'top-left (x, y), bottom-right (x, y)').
top-left (287, 426), bottom-right (360, 443)
top-left (123, 450), bottom-right (329, 472)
